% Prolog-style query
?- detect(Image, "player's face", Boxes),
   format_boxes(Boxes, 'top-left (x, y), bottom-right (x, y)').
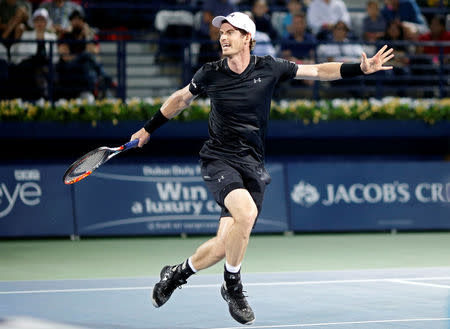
top-left (219, 22), bottom-right (247, 56)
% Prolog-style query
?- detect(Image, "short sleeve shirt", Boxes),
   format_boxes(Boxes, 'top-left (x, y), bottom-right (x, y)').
top-left (189, 55), bottom-right (298, 165)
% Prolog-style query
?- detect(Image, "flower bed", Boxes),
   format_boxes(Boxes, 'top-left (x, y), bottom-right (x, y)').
top-left (0, 97), bottom-right (449, 125)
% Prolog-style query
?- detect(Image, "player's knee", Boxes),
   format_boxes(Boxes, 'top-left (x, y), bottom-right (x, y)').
top-left (236, 205), bottom-right (258, 230)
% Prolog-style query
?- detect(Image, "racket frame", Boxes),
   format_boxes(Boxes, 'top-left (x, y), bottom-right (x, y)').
top-left (63, 139), bottom-right (139, 185)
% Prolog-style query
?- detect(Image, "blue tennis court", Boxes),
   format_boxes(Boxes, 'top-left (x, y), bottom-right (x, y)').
top-left (1, 267), bottom-right (449, 329)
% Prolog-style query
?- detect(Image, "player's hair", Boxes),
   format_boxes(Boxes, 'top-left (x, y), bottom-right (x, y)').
top-left (237, 28), bottom-right (256, 51)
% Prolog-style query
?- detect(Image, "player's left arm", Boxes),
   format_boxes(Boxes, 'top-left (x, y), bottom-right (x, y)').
top-left (294, 45), bottom-right (394, 81)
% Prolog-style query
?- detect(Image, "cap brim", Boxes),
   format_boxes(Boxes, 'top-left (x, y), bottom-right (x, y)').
top-left (212, 16), bottom-right (227, 28)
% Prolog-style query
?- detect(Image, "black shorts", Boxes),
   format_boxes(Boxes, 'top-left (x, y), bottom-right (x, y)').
top-left (200, 159), bottom-right (271, 218)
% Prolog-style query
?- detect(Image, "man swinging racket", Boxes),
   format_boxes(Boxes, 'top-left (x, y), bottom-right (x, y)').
top-left (130, 12), bottom-right (394, 325)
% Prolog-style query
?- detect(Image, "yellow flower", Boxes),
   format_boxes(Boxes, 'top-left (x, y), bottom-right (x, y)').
top-left (371, 105), bottom-right (380, 113)
top-left (128, 98), bottom-right (140, 107)
top-left (386, 107), bottom-right (395, 115)
top-left (415, 106), bottom-right (425, 114)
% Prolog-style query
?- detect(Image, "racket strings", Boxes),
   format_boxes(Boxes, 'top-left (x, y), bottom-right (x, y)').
top-left (69, 150), bottom-right (110, 178)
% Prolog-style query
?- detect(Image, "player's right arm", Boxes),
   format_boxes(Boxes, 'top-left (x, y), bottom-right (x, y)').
top-left (131, 85), bottom-right (195, 147)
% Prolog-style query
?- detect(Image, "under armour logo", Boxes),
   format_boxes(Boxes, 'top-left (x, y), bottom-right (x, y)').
top-left (253, 77), bottom-right (261, 83)
top-left (218, 175), bottom-right (225, 182)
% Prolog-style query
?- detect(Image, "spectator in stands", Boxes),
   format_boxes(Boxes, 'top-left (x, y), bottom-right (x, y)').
top-left (253, 30), bottom-right (276, 57)
top-left (8, 8), bottom-right (56, 99)
top-left (363, 0), bottom-right (387, 42)
top-left (317, 21), bottom-right (363, 62)
top-left (381, 0), bottom-right (428, 34)
top-left (12, 8), bottom-right (57, 64)
top-left (0, 0), bottom-right (30, 45)
top-left (60, 10), bottom-right (99, 56)
top-left (306, 0), bottom-right (351, 40)
top-left (246, 11), bottom-right (276, 57)
top-left (416, 0), bottom-right (448, 22)
top-left (407, 14), bottom-right (448, 94)
top-left (251, 0), bottom-right (279, 40)
top-left (281, 12), bottom-right (316, 89)
top-left (200, 0), bottom-right (238, 38)
top-left (383, 20), bottom-right (410, 94)
top-left (416, 0), bottom-right (448, 6)
top-left (316, 20), bottom-right (365, 96)
top-left (281, 0), bottom-right (305, 39)
top-left (418, 15), bottom-right (450, 58)
top-left (39, 0), bottom-right (83, 37)
top-left (384, 20), bottom-right (409, 52)
top-left (197, 21), bottom-right (222, 69)
top-left (56, 9), bottom-right (112, 100)
top-left (281, 12), bottom-right (316, 63)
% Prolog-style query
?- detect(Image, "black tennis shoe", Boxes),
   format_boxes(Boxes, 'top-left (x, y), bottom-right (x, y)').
top-left (152, 265), bottom-right (187, 308)
top-left (221, 281), bottom-right (255, 325)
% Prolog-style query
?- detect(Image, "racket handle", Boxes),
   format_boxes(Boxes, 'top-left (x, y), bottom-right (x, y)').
top-left (123, 139), bottom-right (139, 150)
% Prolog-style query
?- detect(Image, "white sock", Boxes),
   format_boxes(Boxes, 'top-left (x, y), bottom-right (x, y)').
top-left (225, 261), bottom-right (241, 273)
top-left (188, 257), bottom-right (198, 273)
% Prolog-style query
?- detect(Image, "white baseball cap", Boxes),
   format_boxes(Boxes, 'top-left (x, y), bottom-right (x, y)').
top-left (212, 12), bottom-right (256, 40)
top-left (33, 8), bottom-right (49, 20)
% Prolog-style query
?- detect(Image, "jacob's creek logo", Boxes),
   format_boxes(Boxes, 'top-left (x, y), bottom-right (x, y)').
top-left (291, 181), bottom-right (450, 207)
top-left (0, 170), bottom-right (42, 218)
top-left (291, 181), bottom-right (320, 207)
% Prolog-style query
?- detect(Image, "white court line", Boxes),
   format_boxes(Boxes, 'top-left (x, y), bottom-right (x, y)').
top-left (209, 318), bottom-right (450, 329)
top-left (389, 279), bottom-right (450, 289)
top-left (1, 277), bottom-right (450, 295)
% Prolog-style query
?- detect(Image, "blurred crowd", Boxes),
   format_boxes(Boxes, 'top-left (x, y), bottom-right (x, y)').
top-left (0, 0), bottom-right (114, 100)
top-left (189, 0), bottom-right (448, 96)
top-left (0, 0), bottom-right (448, 101)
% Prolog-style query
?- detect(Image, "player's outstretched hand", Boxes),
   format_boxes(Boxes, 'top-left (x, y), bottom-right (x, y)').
top-left (131, 128), bottom-right (150, 148)
top-left (360, 45), bottom-right (394, 75)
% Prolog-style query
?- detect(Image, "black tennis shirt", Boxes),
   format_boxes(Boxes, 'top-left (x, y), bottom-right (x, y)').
top-left (189, 55), bottom-right (298, 165)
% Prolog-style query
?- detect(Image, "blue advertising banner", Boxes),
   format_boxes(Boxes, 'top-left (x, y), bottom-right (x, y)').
top-left (74, 162), bottom-right (288, 236)
top-left (287, 162), bottom-right (450, 231)
top-left (0, 166), bottom-right (74, 237)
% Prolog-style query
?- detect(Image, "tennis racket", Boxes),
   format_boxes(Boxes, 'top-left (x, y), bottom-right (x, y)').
top-left (63, 139), bottom-right (139, 185)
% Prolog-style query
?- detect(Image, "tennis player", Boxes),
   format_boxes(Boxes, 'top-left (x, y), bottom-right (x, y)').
top-left (130, 12), bottom-right (394, 325)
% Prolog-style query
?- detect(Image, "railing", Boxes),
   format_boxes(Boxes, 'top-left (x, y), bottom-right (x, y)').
top-left (0, 38), bottom-right (448, 103)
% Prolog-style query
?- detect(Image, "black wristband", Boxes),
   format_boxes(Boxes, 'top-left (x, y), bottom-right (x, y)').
top-left (340, 63), bottom-right (364, 79)
top-left (144, 109), bottom-right (169, 134)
